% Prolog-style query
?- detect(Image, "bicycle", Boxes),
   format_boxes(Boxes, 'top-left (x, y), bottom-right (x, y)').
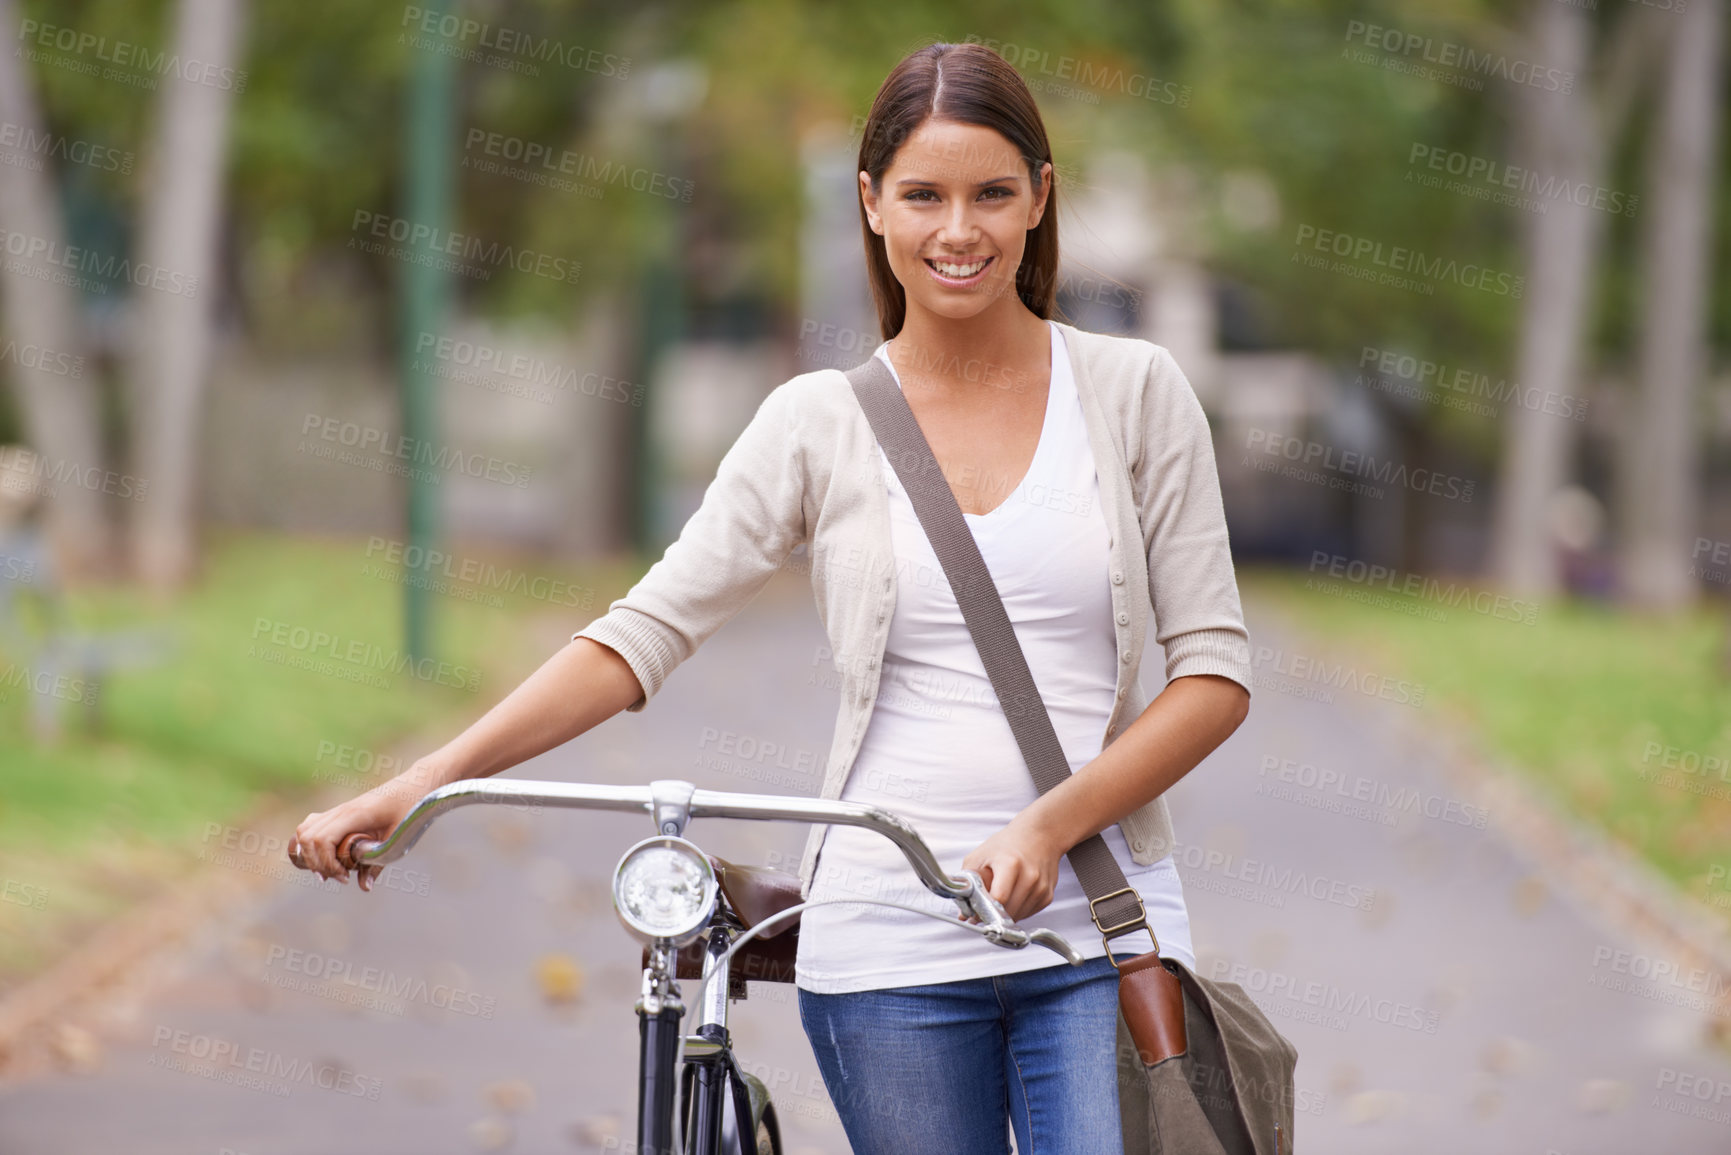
top-left (288, 777), bottom-right (1085, 1155)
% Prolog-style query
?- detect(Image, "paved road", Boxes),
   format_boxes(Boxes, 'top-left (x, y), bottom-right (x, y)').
top-left (2, 572), bottom-right (1730, 1153)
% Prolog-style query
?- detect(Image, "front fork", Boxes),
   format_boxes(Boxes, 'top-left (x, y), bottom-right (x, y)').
top-left (638, 928), bottom-right (739, 1155)
top-left (637, 943), bottom-right (685, 1155)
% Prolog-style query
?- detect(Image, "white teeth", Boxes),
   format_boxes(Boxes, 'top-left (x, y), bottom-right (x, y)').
top-left (931, 258), bottom-right (988, 278)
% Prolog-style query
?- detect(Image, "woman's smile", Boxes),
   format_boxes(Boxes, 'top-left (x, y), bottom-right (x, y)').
top-left (924, 254), bottom-right (995, 286)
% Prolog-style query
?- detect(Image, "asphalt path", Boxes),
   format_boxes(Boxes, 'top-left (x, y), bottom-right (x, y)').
top-left (2, 571), bottom-right (1729, 1153)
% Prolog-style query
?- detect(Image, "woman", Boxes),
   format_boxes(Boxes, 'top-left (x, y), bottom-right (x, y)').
top-left (293, 40), bottom-right (1252, 1153)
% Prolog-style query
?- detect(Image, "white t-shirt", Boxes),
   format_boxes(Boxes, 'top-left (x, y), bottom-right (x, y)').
top-left (795, 321), bottom-right (1196, 994)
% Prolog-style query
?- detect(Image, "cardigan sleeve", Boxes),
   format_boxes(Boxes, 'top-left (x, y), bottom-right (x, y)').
top-left (572, 380), bottom-right (808, 711)
top-left (1133, 345), bottom-right (1254, 697)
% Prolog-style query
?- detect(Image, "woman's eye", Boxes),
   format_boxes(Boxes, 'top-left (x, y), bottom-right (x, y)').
top-left (901, 187), bottom-right (1013, 202)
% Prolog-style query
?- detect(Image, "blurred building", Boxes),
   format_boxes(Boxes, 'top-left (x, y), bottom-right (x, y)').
top-left (1055, 148), bottom-right (1487, 577)
top-left (200, 301), bottom-right (636, 559)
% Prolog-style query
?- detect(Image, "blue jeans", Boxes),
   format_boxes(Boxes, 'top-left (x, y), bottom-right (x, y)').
top-left (796, 955), bottom-right (1124, 1154)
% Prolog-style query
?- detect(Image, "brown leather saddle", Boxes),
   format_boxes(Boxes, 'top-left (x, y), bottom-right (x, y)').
top-left (637, 855), bottom-right (802, 997)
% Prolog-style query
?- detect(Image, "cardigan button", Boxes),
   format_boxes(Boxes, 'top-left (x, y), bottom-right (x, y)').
top-left (1111, 571), bottom-right (1125, 585)
top-left (1116, 611), bottom-right (1129, 625)
top-left (1122, 652), bottom-right (1132, 664)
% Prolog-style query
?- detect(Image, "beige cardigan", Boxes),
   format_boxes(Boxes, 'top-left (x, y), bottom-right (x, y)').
top-left (573, 320), bottom-right (1253, 899)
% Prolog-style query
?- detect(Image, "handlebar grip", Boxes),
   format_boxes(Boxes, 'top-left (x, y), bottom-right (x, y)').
top-left (337, 834), bottom-right (382, 870)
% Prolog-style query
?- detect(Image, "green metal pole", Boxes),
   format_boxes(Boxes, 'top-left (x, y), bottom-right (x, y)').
top-left (399, 0), bottom-right (455, 663)
top-left (634, 131), bottom-right (683, 551)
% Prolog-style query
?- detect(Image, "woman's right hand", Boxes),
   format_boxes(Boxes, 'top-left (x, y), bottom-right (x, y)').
top-left (289, 771), bottom-right (429, 890)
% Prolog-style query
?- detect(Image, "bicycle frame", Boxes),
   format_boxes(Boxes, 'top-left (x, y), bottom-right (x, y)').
top-left (325, 777), bottom-right (1083, 1155)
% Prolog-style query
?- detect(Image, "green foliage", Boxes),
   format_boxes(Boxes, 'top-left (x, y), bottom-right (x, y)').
top-left (0, 530), bottom-right (621, 861)
top-left (12, 0), bottom-right (1712, 438)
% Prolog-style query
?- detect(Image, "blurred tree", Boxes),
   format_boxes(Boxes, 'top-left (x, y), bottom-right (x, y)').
top-left (1621, 0), bottom-right (1725, 610)
top-left (1487, 0), bottom-right (1662, 597)
top-left (125, 0), bottom-right (246, 588)
top-left (0, 0), bottom-right (112, 575)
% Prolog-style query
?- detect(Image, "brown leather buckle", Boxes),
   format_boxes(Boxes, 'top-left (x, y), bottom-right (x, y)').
top-left (1088, 886), bottom-right (1159, 970)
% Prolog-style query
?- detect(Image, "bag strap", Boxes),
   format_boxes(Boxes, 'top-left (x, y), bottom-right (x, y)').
top-left (844, 352), bottom-right (1156, 963)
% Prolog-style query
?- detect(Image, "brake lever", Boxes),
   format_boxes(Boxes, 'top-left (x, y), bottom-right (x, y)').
top-left (952, 869), bottom-right (1085, 965)
top-left (1025, 927), bottom-right (1086, 965)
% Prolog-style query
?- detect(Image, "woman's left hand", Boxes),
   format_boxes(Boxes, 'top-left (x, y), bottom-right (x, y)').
top-left (962, 818), bottom-right (1065, 923)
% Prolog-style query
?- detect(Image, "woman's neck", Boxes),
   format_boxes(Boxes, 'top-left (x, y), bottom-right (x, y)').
top-left (890, 299), bottom-right (1051, 395)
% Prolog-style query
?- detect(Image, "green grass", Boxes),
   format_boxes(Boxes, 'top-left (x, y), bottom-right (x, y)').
top-left (1239, 566), bottom-right (1731, 914)
top-left (0, 530), bottom-right (636, 981)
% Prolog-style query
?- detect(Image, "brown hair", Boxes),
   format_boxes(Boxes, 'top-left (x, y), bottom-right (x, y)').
top-left (857, 42), bottom-right (1060, 340)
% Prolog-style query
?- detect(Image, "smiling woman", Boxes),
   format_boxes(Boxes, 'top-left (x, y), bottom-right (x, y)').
top-left (786, 40), bottom-right (1256, 1155)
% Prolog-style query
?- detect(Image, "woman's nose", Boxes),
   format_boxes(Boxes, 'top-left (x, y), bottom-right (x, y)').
top-left (935, 200), bottom-right (981, 246)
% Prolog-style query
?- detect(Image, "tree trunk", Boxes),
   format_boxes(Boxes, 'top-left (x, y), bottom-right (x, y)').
top-left (1486, 0), bottom-right (1604, 597)
top-left (125, 0), bottom-right (246, 588)
top-left (0, 0), bottom-right (112, 575)
top-left (1621, 0), bottom-right (1724, 610)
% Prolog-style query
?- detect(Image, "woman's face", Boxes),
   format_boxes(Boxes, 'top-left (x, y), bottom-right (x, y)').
top-left (860, 118), bottom-right (1052, 326)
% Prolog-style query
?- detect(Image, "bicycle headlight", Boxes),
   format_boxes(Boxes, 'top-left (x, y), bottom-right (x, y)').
top-left (611, 836), bottom-right (717, 946)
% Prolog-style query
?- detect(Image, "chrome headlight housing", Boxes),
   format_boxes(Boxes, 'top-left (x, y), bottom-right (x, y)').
top-left (611, 835), bottom-right (717, 946)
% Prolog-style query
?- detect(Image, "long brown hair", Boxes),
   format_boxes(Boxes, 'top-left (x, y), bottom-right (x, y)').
top-left (858, 42), bottom-right (1060, 340)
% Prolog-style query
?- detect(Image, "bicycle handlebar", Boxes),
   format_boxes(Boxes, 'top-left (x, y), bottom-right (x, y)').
top-left (303, 777), bottom-right (1085, 964)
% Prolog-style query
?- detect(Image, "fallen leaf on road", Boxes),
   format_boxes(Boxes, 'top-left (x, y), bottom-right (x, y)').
top-left (470, 1115), bottom-right (513, 1150)
top-left (1511, 876), bottom-right (1547, 917)
top-left (535, 954), bottom-right (584, 1003)
top-left (1344, 1089), bottom-right (1407, 1125)
top-left (571, 1114), bottom-right (620, 1146)
top-left (239, 975), bottom-right (279, 1014)
top-left (1480, 1035), bottom-right (1536, 1075)
top-left (49, 1022), bottom-right (101, 1073)
top-left (485, 1078), bottom-right (537, 1114)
